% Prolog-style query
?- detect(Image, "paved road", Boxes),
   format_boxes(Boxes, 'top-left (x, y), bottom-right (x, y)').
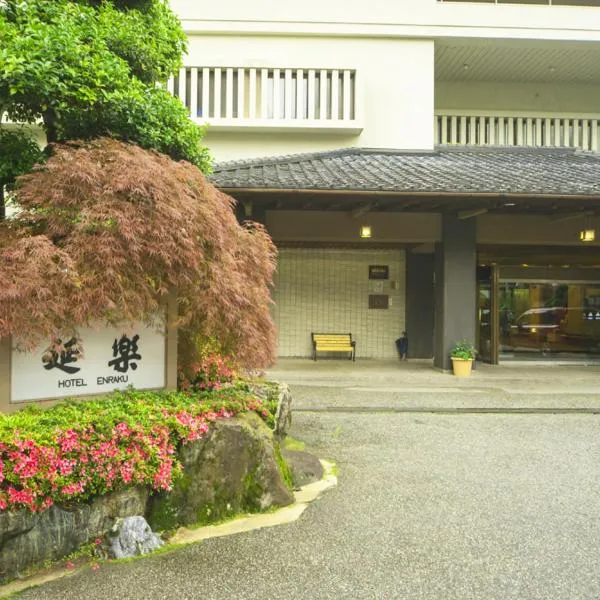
top-left (17, 395), bottom-right (600, 599)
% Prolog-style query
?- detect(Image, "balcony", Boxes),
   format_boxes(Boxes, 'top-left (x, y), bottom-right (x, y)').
top-left (436, 111), bottom-right (600, 151)
top-left (167, 66), bottom-right (362, 133)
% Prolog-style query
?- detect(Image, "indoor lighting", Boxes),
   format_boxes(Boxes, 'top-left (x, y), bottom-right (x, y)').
top-left (580, 229), bottom-right (596, 243)
top-left (360, 225), bottom-right (372, 239)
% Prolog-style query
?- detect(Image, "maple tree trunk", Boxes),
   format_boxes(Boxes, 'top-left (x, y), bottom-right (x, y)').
top-left (43, 108), bottom-right (58, 144)
top-left (0, 186), bottom-right (5, 221)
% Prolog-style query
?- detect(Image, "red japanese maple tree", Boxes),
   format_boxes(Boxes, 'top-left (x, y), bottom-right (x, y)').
top-left (0, 138), bottom-right (277, 369)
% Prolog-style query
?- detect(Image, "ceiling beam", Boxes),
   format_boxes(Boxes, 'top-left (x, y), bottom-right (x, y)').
top-left (458, 208), bottom-right (488, 220)
top-left (549, 210), bottom-right (594, 223)
top-left (349, 202), bottom-right (377, 219)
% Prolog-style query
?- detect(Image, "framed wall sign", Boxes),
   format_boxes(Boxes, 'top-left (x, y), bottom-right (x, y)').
top-left (368, 265), bottom-right (389, 280)
top-left (368, 294), bottom-right (389, 309)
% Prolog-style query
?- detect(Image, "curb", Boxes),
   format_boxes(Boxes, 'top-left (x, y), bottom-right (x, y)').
top-left (294, 406), bottom-right (600, 414)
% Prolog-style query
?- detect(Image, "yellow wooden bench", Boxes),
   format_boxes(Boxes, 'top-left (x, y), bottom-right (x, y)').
top-left (311, 333), bottom-right (356, 361)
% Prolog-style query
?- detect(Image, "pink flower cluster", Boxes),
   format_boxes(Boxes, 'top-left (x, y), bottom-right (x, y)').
top-left (0, 402), bottom-right (247, 513)
top-left (178, 354), bottom-right (236, 393)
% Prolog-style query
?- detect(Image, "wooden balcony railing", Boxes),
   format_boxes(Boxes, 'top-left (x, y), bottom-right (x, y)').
top-left (167, 66), bottom-right (362, 132)
top-left (436, 111), bottom-right (600, 151)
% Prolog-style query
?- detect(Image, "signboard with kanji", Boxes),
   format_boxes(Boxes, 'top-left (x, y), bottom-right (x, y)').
top-left (11, 324), bottom-right (166, 402)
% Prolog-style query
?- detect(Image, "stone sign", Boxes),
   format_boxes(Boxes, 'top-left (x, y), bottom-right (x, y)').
top-left (11, 324), bottom-right (166, 403)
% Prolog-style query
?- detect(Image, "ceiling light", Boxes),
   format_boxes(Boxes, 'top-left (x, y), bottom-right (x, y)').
top-left (504, 202), bottom-right (516, 207)
top-left (360, 225), bottom-right (372, 239)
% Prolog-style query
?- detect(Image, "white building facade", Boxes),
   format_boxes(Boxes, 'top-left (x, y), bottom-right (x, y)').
top-left (172, 1), bottom-right (600, 367)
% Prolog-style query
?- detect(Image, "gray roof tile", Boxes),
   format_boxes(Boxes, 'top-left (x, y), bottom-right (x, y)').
top-left (211, 146), bottom-right (600, 197)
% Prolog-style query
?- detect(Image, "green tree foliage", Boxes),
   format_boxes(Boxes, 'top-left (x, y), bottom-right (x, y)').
top-left (0, 128), bottom-right (44, 217)
top-left (0, 0), bottom-right (210, 170)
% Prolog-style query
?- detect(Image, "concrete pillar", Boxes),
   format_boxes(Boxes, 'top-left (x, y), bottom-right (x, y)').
top-left (406, 252), bottom-right (434, 358)
top-left (434, 215), bottom-right (477, 371)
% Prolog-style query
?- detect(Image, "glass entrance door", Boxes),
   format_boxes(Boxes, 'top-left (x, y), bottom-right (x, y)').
top-left (477, 264), bottom-right (499, 364)
top-left (499, 281), bottom-right (600, 358)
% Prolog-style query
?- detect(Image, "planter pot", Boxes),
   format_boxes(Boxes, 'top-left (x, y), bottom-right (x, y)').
top-left (451, 357), bottom-right (473, 377)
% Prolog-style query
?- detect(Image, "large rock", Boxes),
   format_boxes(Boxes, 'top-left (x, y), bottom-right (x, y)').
top-left (107, 516), bottom-right (163, 559)
top-left (0, 487), bottom-right (148, 582)
top-left (282, 449), bottom-right (324, 488)
top-left (147, 412), bottom-right (294, 530)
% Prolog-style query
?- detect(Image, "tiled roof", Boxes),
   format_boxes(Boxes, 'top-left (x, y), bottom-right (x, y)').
top-left (211, 146), bottom-right (600, 197)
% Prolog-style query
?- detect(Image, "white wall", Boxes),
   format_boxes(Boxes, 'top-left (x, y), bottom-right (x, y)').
top-left (171, 0), bottom-right (435, 27)
top-left (273, 248), bottom-right (405, 358)
top-left (171, 0), bottom-right (600, 43)
top-left (436, 81), bottom-right (600, 114)
top-left (187, 36), bottom-right (435, 161)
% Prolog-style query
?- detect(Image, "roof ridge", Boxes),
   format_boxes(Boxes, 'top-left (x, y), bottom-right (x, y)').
top-left (213, 145), bottom-right (589, 172)
top-left (213, 147), bottom-right (439, 171)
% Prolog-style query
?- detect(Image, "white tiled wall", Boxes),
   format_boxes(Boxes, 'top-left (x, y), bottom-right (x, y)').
top-left (273, 248), bottom-right (406, 359)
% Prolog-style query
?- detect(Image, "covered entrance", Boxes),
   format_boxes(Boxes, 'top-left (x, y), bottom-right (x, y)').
top-left (212, 146), bottom-right (600, 370)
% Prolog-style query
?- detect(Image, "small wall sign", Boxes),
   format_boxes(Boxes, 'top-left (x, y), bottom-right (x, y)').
top-left (368, 294), bottom-right (389, 309)
top-left (368, 265), bottom-right (389, 280)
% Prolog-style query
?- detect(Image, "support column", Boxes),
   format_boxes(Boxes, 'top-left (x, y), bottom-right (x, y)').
top-left (434, 215), bottom-right (477, 371)
top-left (406, 252), bottom-right (434, 358)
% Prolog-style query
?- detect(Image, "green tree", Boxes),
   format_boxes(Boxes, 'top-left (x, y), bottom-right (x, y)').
top-left (0, 0), bottom-right (210, 173)
top-left (0, 128), bottom-right (44, 218)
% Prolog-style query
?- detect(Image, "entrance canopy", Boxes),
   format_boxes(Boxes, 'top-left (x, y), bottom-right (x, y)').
top-left (212, 146), bottom-right (600, 213)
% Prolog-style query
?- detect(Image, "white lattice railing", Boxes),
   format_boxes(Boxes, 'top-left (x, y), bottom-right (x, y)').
top-left (167, 66), bottom-right (362, 132)
top-left (436, 111), bottom-right (600, 152)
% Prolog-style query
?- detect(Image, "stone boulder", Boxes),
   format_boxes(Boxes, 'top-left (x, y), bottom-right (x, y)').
top-left (107, 516), bottom-right (163, 559)
top-left (282, 449), bottom-right (324, 488)
top-left (147, 412), bottom-right (294, 530)
top-left (0, 487), bottom-right (148, 582)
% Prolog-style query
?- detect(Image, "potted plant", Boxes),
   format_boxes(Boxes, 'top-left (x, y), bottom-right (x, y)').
top-left (450, 340), bottom-right (477, 377)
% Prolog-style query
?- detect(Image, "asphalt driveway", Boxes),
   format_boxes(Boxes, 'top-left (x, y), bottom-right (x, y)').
top-left (15, 397), bottom-right (600, 599)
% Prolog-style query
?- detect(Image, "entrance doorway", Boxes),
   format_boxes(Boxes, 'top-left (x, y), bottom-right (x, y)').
top-left (499, 281), bottom-right (600, 359)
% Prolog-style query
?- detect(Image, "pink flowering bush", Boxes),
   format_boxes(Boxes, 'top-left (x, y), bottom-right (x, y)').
top-left (0, 386), bottom-right (271, 513)
top-left (178, 353), bottom-right (236, 392)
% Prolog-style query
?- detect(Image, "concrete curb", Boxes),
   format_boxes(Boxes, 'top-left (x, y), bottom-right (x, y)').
top-left (294, 406), bottom-right (600, 414)
top-left (0, 460), bottom-right (337, 599)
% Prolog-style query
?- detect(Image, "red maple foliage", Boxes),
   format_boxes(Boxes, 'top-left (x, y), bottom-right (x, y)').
top-left (0, 138), bottom-right (277, 369)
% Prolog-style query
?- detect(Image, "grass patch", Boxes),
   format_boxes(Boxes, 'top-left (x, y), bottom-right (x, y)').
top-left (283, 437), bottom-right (305, 452)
